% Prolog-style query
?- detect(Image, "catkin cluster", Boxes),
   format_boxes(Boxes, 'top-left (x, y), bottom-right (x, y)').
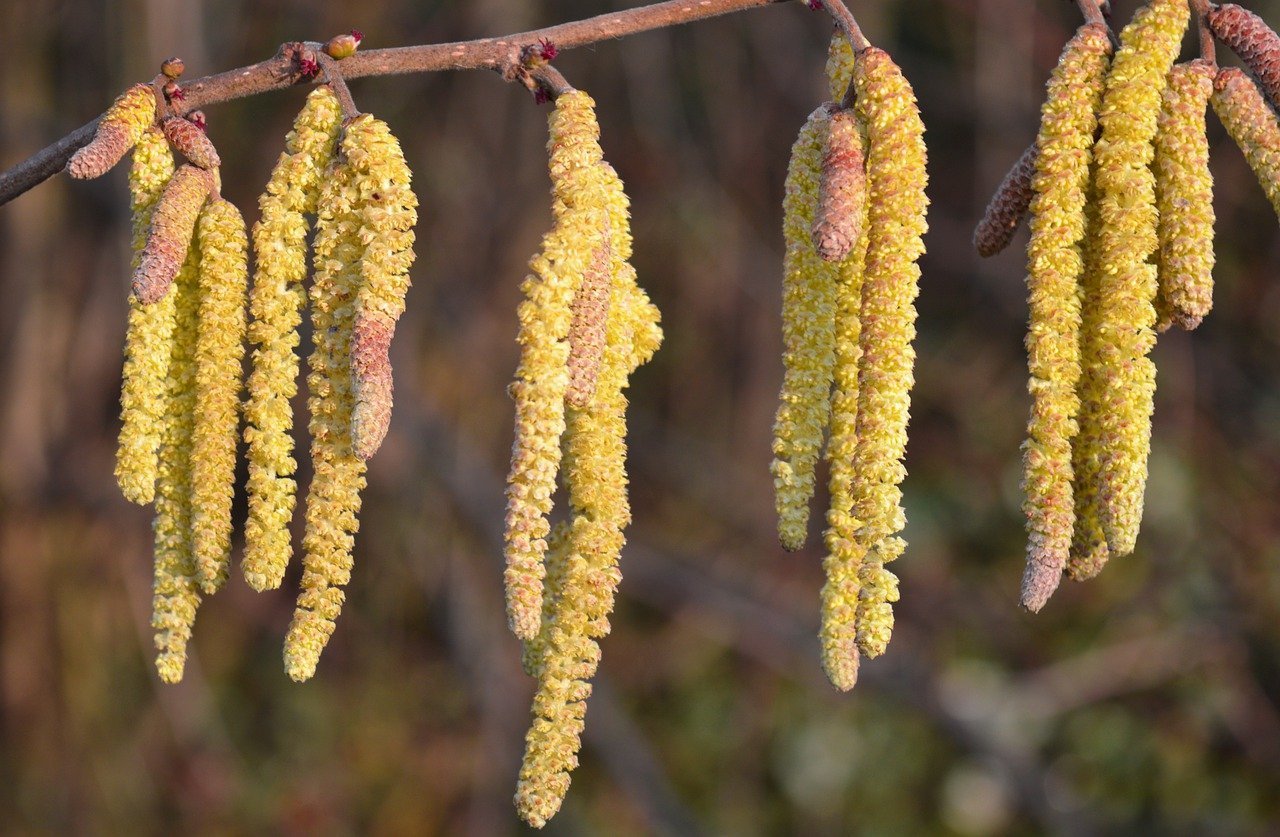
top-left (505, 90), bottom-right (662, 828)
top-left (73, 94), bottom-right (247, 682)
top-left (977, 0), bottom-right (1280, 608)
top-left (770, 35), bottom-right (928, 691)
top-left (76, 60), bottom-right (416, 682)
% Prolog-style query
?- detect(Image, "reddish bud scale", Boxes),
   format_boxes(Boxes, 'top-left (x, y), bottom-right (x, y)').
top-left (974, 143), bottom-right (1038, 257)
top-left (565, 238), bottom-right (613, 409)
top-left (351, 312), bottom-right (395, 461)
top-left (1208, 3), bottom-right (1280, 113)
top-left (812, 107), bottom-right (867, 262)
top-left (133, 164), bottom-right (214, 303)
top-left (163, 116), bottom-right (220, 169)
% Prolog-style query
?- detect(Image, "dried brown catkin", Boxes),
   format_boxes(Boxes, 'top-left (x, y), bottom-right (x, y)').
top-left (974, 144), bottom-right (1038, 258)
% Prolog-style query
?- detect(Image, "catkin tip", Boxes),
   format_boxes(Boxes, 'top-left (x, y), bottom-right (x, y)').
top-left (1019, 548), bottom-right (1064, 612)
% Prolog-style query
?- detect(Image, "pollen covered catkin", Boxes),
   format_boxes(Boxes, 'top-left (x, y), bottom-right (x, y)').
top-left (243, 85), bottom-right (341, 592)
top-left (1018, 22), bottom-right (1111, 613)
top-left (975, 144), bottom-right (1038, 258)
top-left (134, 164), bottom-right (215, 304)
top-left (190, 197), bottom-right (248, 594)
top-left (1212, 67), bottom-right (1280, 219)
top-left (849, 46), bottom-right (928, 659)
top-left (771, 105), bottom-right (836, 551)
top-left (504, 91), bottom-right (605, 640)
top-left (515, 157), bottom-right (661, 831)
top-left (68, 83), bottom-right (156, 179)
top-left (348, 117), bottom-right (417, 461)
top-left (1077, 0), bottom-right (1187, 558)
top-left (284, 114), bottom-right (409, 682)
top-left (1154, 60), bottom-right (1215, 333)
top-left (819, 112), bottom-right (869, 692)
top-left (116, 126), bottom-right (177, 504)
top-left (1207, 3), bottom-right (1280, 113)
top-left (151, 247), bottom-right (202, 684)
top-left (1068, 195), bottom-right (1111, 581)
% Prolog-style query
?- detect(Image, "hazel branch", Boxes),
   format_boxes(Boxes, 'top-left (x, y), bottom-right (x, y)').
top-left (317, 54), bottom-right (361, 119)
top-left (0, 0), bottom-right (789, 207)
top-left (821, 0), bottom-right (871, 52)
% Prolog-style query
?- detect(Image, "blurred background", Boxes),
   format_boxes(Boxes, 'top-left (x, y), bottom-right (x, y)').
top-left (3, 0), bottom-right (1280, 832)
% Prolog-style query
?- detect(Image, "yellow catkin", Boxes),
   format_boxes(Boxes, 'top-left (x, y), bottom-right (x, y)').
top-left (504, 91), bottom-right (605, 640)
top-left (133, 164), bottom-right (214, 303)
top-left (1068, 192), bottom-right (1111, 581)
top-left (284, 114), bottom-right (406, 682)
top-left (243, 86), bottom-right (342, 592)
top-left (1212, 67), bottom-right (1280, 218)
top-left (1154, 61), bottom-right (1216, 332)
top-left (827, 33), bottom-right (856, 101)
top-left (1077, 0), bottom-right (1187, 558)
top-left (515, 156), bottom-right (661, 831)
top-left (116, 126), bottom-right (177, 504)
top-left (1018, 23), bottom-right (1112, 613)
top-left (349, 118), bottom-right (417, 461)
top-left (770, 105), bottom-right (837, 551)
top-left (151, 247), bottom-right (202, 684)
top-left (849, 47), bottom-right (929, 659)
top-left (190, 197), bottom-right (248, 594)
top-left (67, 83), bottom-right (156, 179)
top-left (819, 112), bottom-right (870, 692)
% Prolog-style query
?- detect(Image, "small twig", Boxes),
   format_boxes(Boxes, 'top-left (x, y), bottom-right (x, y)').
top-left (1074, 0), bottom-right (1107, 26)
top-left (1191, 0), bottom-right (1217, 65)
top-left (316, 53), bottom-right (361, 118)
top-left (820, 0), bottom-right (871, 52)
top-left (525, 64), bottom-right (574, 100)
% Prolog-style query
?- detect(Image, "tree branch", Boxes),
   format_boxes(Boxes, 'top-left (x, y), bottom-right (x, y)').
top-left (0, 0), bottom-right (791, 208)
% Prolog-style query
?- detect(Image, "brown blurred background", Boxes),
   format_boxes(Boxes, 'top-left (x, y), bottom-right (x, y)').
top-left (3, 0), bottom-right (1280, 832)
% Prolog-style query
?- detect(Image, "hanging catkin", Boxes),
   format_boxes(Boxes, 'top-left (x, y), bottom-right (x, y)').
top-left (116, 126), bottom-right (177, 505)
top-left (349, 117), bottom-right (417, 461)
top-left (818, 109), bottom-right (869, 691)
top-left (1068, 193), bottom-right (1111, 581)
top-left (190, 196), bottom-right (248, 594)
top-left (1212, 67), bottom-right (1280, 218)
top-left (770, 105), bottom-right (837, 552)
top-left (134, 164), bottom-right (215, 303)
top-left (515, 153), bottom-right (662, 832)
top-left (1075, 0), bottom-right (1187, 559)
top-left (1018, 22), bottom-right (1112, 613)
top-left (1153, 60), bottom-right (1216, 333)
top-left (504, 91), bottom-right (605, 640)
top-left (151, 247), bottom-right (203, 684)
top-left (1207, 3), bottom-right (1280, 113)
top-left (847, 46), bottom-right (928, 658)
top-left (283, 114), bottom-right (414, 682)
top-left (243, 86), bottom-right (342, 592)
